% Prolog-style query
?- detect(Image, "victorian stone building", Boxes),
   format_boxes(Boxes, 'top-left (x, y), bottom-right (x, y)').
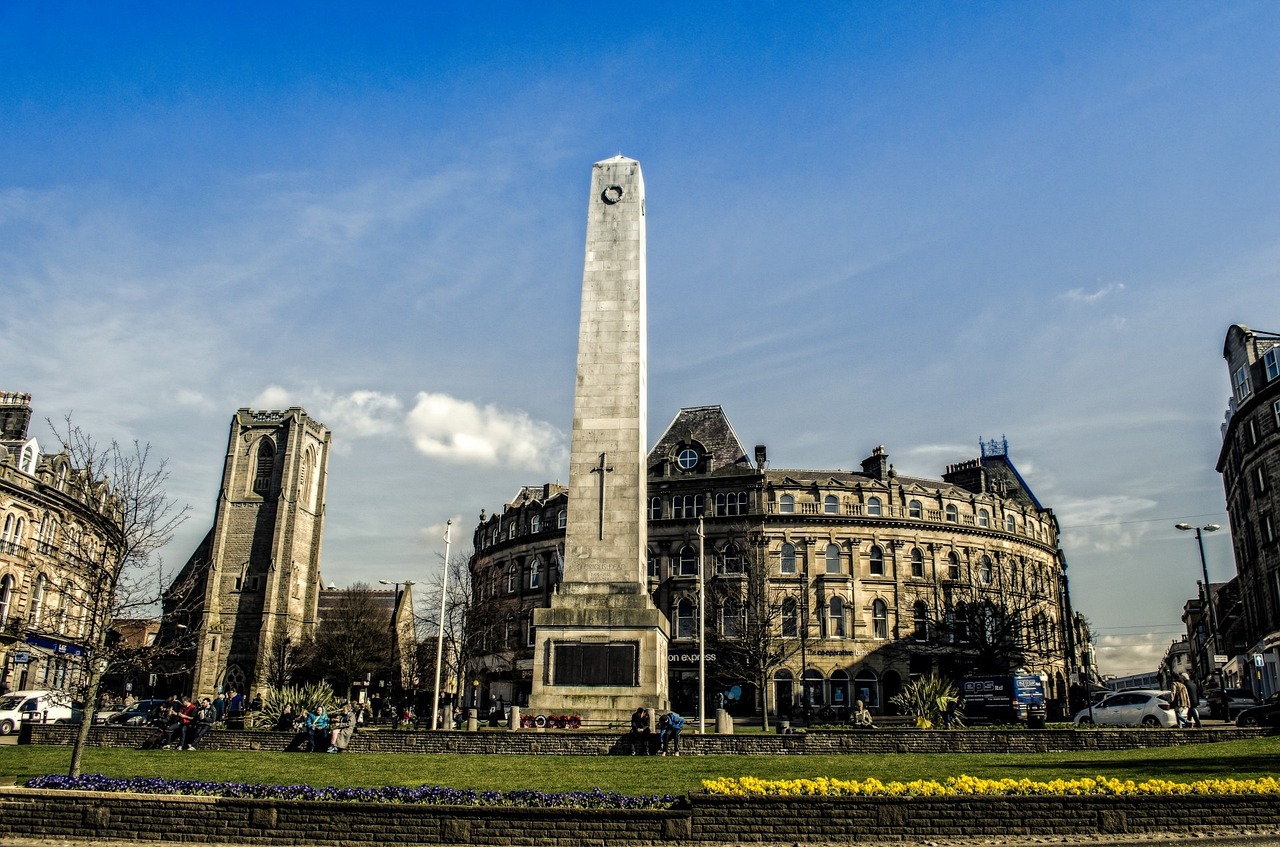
top-left (0, 393), bottom-right (118, 697)
top-left (469, 406), bottom-right (1078, 720)
top-left (163, 407), bottom-right (331, 700)
top-left (1217, 324), bottom-right (1280, 699)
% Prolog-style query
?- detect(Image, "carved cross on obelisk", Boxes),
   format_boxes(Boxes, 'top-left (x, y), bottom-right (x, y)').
top-left (589, 452), bottom-right (613, 540)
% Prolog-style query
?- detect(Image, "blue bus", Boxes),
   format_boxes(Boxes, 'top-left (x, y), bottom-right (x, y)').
top-left (958, 675), bottom-right (1046, 725)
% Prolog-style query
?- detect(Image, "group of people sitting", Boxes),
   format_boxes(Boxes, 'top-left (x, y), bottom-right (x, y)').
top-left (156, 696), bottom-right (218, 750)
top-left (628, 706), bottom-right (687, 756)
top-left (276, 701), bottom-right (358, 752)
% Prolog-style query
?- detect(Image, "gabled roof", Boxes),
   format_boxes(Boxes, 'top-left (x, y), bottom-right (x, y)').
top-left (648, 406), bottom-right (753, 476)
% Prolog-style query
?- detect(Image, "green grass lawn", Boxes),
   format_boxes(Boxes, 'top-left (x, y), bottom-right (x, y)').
top-left (2, 737), bottom-right (1277, 796)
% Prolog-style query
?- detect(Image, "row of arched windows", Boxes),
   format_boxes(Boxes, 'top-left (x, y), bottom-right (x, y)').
top-left (773, 492), bottom-right (1044, 538)
top-left (483, 509), bottom-right (568, 548)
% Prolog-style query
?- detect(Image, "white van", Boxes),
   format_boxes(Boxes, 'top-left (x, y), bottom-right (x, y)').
top-left (0, 690), bottom-right (76, 735)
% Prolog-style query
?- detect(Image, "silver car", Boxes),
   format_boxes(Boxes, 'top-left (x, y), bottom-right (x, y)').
top-left (1073, 690), bottom-right (1176, 728)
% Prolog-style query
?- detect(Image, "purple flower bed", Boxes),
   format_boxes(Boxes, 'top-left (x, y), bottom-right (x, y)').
top-left (24, 774), bottom-right (678, 809)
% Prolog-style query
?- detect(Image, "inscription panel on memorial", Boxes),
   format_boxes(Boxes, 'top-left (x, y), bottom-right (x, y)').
top-left (552, 642), bottom-right (639, 687)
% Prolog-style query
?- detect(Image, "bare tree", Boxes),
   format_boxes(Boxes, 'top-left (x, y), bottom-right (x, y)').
top-left (706, 529), bottom-right (800, 732)
top-left (417, 549), bottom-right (475, 720)
top-left (295, 582), bottom-right (391, 700)
top-left (53, 418), bottom-right (189, 778)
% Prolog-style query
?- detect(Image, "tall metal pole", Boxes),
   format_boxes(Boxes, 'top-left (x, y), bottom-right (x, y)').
top-left (697, 516), bottom-right (706, 735)
top-left (1176, 523), bottom-right (1221, 686)
top-left (430, 520), bottom-right (452, 732)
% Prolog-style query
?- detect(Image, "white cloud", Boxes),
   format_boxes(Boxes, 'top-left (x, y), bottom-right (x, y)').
top-left (405, 392), bottom-right (566, 471)
top-left (1093, 630), bottom-right (1183, 678)
top-left (250, 385), bottom-right (294, 410)
top-left (1056, 494), bottom-right (1160, 553)
top-left (318, 390), bottom-right (403, 438)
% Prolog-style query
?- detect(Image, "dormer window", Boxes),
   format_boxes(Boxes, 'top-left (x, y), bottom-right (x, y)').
top-left (1234, 364), bottom-right (1253, 401)
top-left (676, 447), bottom-right (699, 471)
top-left (1265, 348), bottom-right (1279, 382)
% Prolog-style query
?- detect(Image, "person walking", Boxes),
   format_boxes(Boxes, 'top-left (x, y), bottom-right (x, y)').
top-left (1181, 674), bottom-right (1203, 728)
top-left (1171, 677), bottom-right (1191, 728)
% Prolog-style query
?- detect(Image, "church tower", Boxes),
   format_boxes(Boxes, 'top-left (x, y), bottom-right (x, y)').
top-left (173, 408), bottom-right (330, 700)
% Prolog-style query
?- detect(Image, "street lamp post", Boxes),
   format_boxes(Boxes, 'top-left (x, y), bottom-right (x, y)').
top-left (1175, 523), bottom-right (1222, 687)
top-left (431, 520), bottom-right (452, 732)
top-left (379, 578), bottom-right (416, 716)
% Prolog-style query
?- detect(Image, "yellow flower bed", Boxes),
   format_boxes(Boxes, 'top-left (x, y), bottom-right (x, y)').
top-left (702, 775), bottom-right (1280, 798)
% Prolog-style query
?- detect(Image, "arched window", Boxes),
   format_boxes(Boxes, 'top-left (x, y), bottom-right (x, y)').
top-left (872, 599), bottom-right (888, 640)
top-left (781, 597), bottom-right (798, 637)
top-left (721, 598), bottom-right (743, 637)
top-left (908, 499), bottom-right (923, 519)
top-left (823, 495), bottom-right (839, 515)
top-left (866, 496), bottom-right (882, 516)
top-left (529, 558), bottom-right (542, 589)
top-left (869, 545), bottom-right (885, 576)
top-left (253, 440), bottom-right (275, 494)
top-left (677, 545), bottom-right (698, 576)
top-left (854, 668), bottom-right (880, 710)
top-left (648, 497), bottom-right (662, 520)
top-left (675, 598), bottom-right (696, 639)
top-left (1005, 514), bottom-right (1017, 533)
top-left (912, 601), bottom-right (928, 641)
top-left (980, 555), bottom-right (994, 584)
top-left (825, 543), bottom-right (841, 574)
top-left (0, 574), bottom-right (12, 626)
top-left (648, 549), bottom-right (660, 578)
top-left (31, 574), bottom-right (46, 626)
top-left (506, 564), bottom-right (517, 593)
top-left (530, 513), bottom-right (542, 533)
top-left (945, 504), bottom-right (958, 523)
top-left (910, 547), bottom-right (924, 578)
top-left (557, 509), bottom-right (567, 529)
top-left (508, 522), bottom-right (517, 540)
top-left (779, 494), bottom-right (795, 514)
top-left (300, 449), bottom-right (315, 506)
top-left (828, 596), bottom-right (846, 637)
top-left (802, 669), bottom-right (825, 709)
top-left (954, 604), bottom-right (969, 642)
top-left (978, 508), bottom-right (990, 528)
top-left (672, 494), bottom-right (704, 519)
top-left (715, 492), bottom-right (748, 517)
top-left (948, 551), bottom-right (961, 580)
top-left (780, 543), bottom-right (797, 574)
top-left (721, 544), bottom-right (744, 574)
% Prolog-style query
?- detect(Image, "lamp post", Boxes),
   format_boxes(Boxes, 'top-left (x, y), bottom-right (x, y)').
top-left (1175, 523), bottom-right (1221, 687)
top-left (431, 520), bottom-right (452, 732)
top-left (697, 516), bottom-right (706, 735)
top-left (379, 579), bottom-right (416, 714)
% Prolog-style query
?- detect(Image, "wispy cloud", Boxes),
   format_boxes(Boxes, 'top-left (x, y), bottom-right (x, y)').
top-left (1061, 283), bottom-right (1125, 304)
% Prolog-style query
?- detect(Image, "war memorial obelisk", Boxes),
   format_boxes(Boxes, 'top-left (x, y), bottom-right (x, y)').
top-left (529, 156), bottom-right (670, 723)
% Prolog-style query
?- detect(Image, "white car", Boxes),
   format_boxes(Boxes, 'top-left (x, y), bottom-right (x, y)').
top-left (1073, 690), bottom-right (1176, 728)
top-left (0, 690), bottom-right (77, 735)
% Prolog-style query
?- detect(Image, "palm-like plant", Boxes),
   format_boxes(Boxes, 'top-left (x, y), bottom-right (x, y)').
top-left (889, 674), bottom-right (960, 729)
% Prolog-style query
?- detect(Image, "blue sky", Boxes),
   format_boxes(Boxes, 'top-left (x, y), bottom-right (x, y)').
top-left (3, 2), bottom-right (1278, 677)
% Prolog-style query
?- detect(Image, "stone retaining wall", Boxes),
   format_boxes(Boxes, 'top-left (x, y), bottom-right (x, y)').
top-left (28, 722), bottom-right (1269, 754)
top-left (0, 787), bottom-right (1276, 845)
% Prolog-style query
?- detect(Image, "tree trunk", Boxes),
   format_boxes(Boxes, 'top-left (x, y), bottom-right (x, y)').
top-left (69, 664), bottom-right (104, 778)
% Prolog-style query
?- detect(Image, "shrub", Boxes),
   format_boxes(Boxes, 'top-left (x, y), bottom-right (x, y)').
top-left (889, 674), bottom-right (959, 729)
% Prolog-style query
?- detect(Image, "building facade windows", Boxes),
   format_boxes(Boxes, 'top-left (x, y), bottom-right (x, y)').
top-left (978, 509), bottom-right (990, 527)
top-left (676, 448), bottom-right (699, 470)
top-left (672, 494), bottom-right (705, 519)
top-left (980, 555), bottom-right (994, 584)
top-left (529, 559), bottom-right (541, 589)
top-left (779, 494), bottom-right (795, 514)
top-left (677, 545), bottom-right (697, 576)
top-left (913, 601), bottom-right (928, 641)
top-left (715, 491), bottom-right (748, 516)
top-left (781, 597), bottom-right (798, 637)
top-left (948, 551), bottom-right (961, 580)
top-left (1265, 347), bottom-right (1280, 382)
top-left (872, 599), bottom-right (888, 640)
top-left (945, 504), bottom-right (958, 522)
top-left (909, 499), bottom-right (923, 519)
top-left (825, 543), bottom-right (841, 574)
top-left (866, 497), bottom-right (882, 516)
top-left (828, 596), bottom-right (846, 637)
top-left (780, 543), bottom-right (796, 574)
top-left (910, 547), bottom-right (924, 578)
top-left (1006, 514), bottom-right (1017, 533)
top-left (530, 514), bottom-right (542, 533)
top-left (869, 545), bottom-right (885, 576)
top-left (824, 495), bottom-right (839, 515)
top-left (675, 598), bottom-right (695, 638)
top-left (557, 509), bottom-right (567, 529)
top-left (253, 440), bottom-right (274, 494)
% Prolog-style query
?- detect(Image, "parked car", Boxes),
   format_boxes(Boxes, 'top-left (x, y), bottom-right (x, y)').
top-left (1235, 692), bottom-right (1280, 728)
top-left (107, 699), bottom-right (167, 727)
top-left (1206, 688), bottom-right (1259, 721)
top-left (0, 690), bottom-right (77, 735)
top-left (1073, 690), bottom-right (1176, 728)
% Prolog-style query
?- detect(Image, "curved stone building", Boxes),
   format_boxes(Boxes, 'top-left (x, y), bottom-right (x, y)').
top-left (469, 406), bottom-right (1078, 720)
top-left (0, 392), bottom-right (118, 694)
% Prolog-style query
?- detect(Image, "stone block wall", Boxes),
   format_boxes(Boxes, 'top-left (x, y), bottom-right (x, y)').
top-left (0, 787), bottom-right (1276, 846)
top-left (29, 723), bottom-right (1270, 754)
